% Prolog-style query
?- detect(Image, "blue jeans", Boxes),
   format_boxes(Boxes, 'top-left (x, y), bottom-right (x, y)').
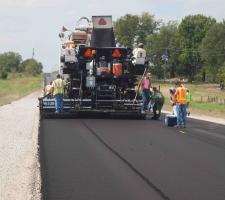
top-left (141, 89), bottom-right (150, 111)
top-left (54, 94), bottom-right (63, 112)
top-left (176, 103), bottom-right (187, 126)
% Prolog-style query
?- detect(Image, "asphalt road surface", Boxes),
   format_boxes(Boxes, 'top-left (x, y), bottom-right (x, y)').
top-left (40, 116), bottom-right (225, 200)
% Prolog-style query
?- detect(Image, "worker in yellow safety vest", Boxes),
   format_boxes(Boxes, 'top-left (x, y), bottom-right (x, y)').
top-left (174, 82), bottom-right (187, 128)
top-left (52, 74), bottom-right (64, 113)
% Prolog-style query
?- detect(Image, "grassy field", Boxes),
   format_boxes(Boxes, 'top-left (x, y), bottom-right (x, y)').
top-left (0, 75), bottom-right (42, 106)
top-left (152, 82), bottom-right (225, 119)
top-left (1, 75), bottom-right (225, 119)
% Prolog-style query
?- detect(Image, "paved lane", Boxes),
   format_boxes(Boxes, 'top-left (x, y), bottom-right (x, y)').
top-left (40, 119), bottom-right (164, 200)
top-left (40, 117), bottom-right (225, 200)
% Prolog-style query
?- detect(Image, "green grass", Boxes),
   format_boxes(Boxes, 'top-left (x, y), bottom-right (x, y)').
top-left (153, 81), bottom-right (225, 118)
top-left (0, 74), bottom-right (42, 106)
top-left (1, 76), bottom-right (225, 118)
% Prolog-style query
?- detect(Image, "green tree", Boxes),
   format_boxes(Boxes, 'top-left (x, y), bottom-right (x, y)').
top-left (114, 14), bottom-right (139, 47)
top-left (201, 21), bottom-right (225, 82)
top-left (20, 59), bottom-right (43, 76)
top-left (0, 52), bottom-right (22, 72)
top-left (114, 13), bottom-right (159, 47)
top-left (137, 13), bottom-right (160, 44)
top-left (178, 15), bottom-right (216, 81)
top-left (146, 21), bottom-right (181, 78)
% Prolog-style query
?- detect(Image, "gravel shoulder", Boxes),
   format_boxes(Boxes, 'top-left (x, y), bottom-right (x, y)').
top-left (0, 91), bottom-right (41, 200)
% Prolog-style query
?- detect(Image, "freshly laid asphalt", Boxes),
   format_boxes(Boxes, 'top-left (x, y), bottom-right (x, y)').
top-left (39, 116), bottom-right (225, 200)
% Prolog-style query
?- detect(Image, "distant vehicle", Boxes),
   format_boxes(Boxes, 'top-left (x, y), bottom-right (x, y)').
top-left (39, 16), bottom-right (148, 118)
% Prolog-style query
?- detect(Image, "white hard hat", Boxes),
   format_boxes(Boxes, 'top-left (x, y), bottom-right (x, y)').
top-left (169, 87), bottom-right (175, 92)
top-left (138, 43), bottom-right (144, 48)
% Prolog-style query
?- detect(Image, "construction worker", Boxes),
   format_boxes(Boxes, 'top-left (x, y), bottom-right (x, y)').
top-left (186, 89), bottom-right (191, 116)
top-left (141, 72), bottom-right (151, 113)
top-left (169, 87), bottom-right (177, 116)
top-left (44, 80), bottom-right (53, 98)
top-left (52, 74), bottom-right (64, 113)
top-left (174, 82), bottom-right (187, 128)
top-left (151, 87), bottom-right (165, 120)
top-left (132, 43), bottom-right (146, 66)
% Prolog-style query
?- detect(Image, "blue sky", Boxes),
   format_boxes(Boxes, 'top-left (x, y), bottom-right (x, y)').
top-left (0, 0), bottom-right (224, 72)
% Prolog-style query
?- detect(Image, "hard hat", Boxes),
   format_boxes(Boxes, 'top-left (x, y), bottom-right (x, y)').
top-left (169, 87), bottom-right (175, 93)
top-left (152, 86), bottom-right (157, 91)
top-left (138, 43), bottom-right (144, 48)
top-left (169, 87), bottom-right (174, 91)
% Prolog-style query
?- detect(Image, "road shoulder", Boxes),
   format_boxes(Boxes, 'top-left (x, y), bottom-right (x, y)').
top-left (0, 92), bottom-right (41, 200)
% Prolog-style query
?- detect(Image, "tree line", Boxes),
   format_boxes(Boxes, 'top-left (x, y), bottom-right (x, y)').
top-left (0, 52), bottom-right (43, 79)
top-left (114, 13), bottom-right (225, 85)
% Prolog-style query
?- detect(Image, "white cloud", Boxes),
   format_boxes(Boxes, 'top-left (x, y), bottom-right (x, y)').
top-left (0, 28), bottom-right (36, 51)
top-left (0, 0), bottom-right (67, 8)
top-left (0, 35), bottom-right (21, 46)
top-left (149, 0), bottom-right (225, 21)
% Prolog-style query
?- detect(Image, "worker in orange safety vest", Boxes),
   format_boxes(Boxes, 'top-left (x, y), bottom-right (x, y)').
top-left (174, 82), bottom-right (187, 128)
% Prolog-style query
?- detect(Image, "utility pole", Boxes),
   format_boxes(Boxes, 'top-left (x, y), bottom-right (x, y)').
top-left (32, 48), bottom-right (35, 59)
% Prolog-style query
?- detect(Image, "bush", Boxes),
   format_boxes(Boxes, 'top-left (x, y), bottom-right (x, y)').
top-left (20, 59), bottom-right (43, 76)
top-left (0, 70), bottom-right (8, 79)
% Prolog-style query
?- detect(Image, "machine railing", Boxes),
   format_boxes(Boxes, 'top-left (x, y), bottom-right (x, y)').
top-left (39, 95), bottom-right (142, 111)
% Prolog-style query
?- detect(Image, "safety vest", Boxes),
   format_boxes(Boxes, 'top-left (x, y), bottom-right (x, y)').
top-left (175, 86), bottom-right (187, 104)
top-left (186, 91), bottom-right (191, 102)
top-left (52, 79), bottom-right (64, 95)
top-left (153, 91), bottom-right (165, 104)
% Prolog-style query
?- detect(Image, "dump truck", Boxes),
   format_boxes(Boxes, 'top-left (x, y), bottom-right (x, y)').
top-left (39, 16), bottom-right (148, 118)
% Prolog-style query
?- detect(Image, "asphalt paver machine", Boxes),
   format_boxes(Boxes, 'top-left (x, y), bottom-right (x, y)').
top-left (39, 16), bottom-right (147, 118)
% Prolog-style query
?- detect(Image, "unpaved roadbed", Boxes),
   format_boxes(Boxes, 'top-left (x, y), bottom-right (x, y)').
top-left (0, 92), bottom-right (41, 200)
